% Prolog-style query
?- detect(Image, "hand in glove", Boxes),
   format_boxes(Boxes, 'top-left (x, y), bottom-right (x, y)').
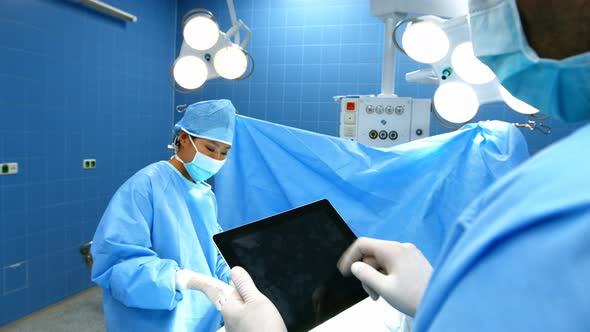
top-left (178, 267), bottom-right (287, 332)
top-left (337, 238), bottom-right (432, 317)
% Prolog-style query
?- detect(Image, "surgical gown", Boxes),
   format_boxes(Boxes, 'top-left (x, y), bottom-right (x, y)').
top-left (91, 161), bottom-right (231, 332)
top-left (413, 123), bottom-right (590, 330)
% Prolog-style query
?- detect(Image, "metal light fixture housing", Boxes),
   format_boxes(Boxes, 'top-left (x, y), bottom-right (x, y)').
top-left (170, 2), bottom-right (254, 93)
top-left (395, 15), bottom-right (540, 124)
top-left (182, 9), bottom-right (220, 51)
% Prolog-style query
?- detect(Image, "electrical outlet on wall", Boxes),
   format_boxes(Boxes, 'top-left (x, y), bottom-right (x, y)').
top-left (83, 159), bottom-right (97, 169)
top-left (0, 162), bottom-right (18, 175)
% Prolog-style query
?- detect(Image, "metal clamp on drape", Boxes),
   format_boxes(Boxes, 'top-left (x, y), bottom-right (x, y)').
top-left (514, 120), bottom-right (552, 135)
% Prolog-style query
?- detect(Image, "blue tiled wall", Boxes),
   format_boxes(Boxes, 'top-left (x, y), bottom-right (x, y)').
top-left (175, 0), bottom-right (586, 154)
top-left (1, 0), bottom-right (586, 326)
top-left (0, 0), bottom-right (177, 326)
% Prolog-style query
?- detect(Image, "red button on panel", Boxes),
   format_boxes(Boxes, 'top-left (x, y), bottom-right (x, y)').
top-left (346, 102), bottom-right (355, 111)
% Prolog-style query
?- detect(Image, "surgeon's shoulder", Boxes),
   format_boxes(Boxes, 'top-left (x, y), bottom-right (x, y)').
top-left (527, 124), bottom-right (590, 186)
top-left (118, 161), bottom-right (173, 194)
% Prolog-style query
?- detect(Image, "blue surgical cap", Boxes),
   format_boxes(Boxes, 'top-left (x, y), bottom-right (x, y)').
top-left (174, 99), bottom-right (236, 145)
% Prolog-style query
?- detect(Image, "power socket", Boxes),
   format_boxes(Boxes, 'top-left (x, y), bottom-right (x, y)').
top-left (0, 162), bottom-right (19, 175)
top-left (83, 159), bottom-right (97, 169)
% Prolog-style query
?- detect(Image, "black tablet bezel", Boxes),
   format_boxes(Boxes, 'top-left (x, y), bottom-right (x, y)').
top-left (213, 199), bottom-right (366, 332)
top-left (213, 199), bottom-right (358, 267)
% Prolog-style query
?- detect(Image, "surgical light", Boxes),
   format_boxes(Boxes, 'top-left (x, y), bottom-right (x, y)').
top-left (170, 1), bottom-right (253, 93)
top-left (173, 56), bottom-right (208, 90)
top-left (183, 11), bottom-right (219, 51)
top-left (399, 15), bottom-right (543, 124)
top-left (499, 86), bottom-right (540, 115)
top-left (214, 45), bottom-right (248, 79)
top-left (401, 18), bottom-right (449, 64)
top-left (434, 82), bottom-right (479, 123)
top-left (451, 42), bottom-right (496, 85)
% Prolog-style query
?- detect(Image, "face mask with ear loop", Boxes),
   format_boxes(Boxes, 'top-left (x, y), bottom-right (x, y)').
top-left (469, 0), bottom-right (590, 122)
top-left (172, 131), bottom-right (226, 182)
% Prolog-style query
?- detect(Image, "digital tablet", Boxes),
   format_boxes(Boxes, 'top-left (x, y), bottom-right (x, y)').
top-left (213, 199), bottom-right (367, 332)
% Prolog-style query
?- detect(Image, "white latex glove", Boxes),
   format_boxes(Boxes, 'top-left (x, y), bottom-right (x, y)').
top-left (176, 270), bottom-right (232, 309)
top-left (337, 238), bottom-right (433, 317)
top-left (181, 267), bottom-right (287, 332)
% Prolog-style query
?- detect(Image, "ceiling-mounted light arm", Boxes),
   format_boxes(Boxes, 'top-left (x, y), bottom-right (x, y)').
top-left (225, 20), bottom-right (252, 49)
top-left (226, 0), bottom-right (240, 44)
top-left (226, 0), bottom-right (239, 28)
top-left (405, 68), bottom-right (439, 85)
top-left (237, 20), bottom-right (251, 49)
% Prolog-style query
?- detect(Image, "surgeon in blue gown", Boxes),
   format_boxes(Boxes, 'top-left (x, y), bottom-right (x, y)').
top-left (91, 100), bottom-right (237, 332)
top-left (187, 0), bottom-right (590, 331)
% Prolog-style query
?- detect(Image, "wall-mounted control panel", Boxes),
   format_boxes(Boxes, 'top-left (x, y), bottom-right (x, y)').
top-left (338, 96), bottom-right (431, 148)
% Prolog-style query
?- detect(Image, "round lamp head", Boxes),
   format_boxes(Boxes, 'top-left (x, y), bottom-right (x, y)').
top-left (183, 14), bottom-right (220, 51)
top-left (173, 56), bottom-right (208, 90)
top-left (402, 20), bottom-right (449, 64)
top-left (451, 42), bottom-right (496, 85)
top-left (434, 82), bottom-right (479, 123)
top-left (214, 46), bottom-right (248, 80)
top-left (499, 86), bottom-right (540, 114)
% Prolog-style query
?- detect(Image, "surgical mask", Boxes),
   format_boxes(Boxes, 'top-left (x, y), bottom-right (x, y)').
top-left (468, 0), bottom-right (590, 122)
top-left (174, 135), bottom-right (225, 182)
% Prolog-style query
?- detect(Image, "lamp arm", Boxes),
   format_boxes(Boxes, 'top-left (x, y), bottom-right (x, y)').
top-left (238, 20), bottom-right (252, 48)
top-left (405, 69), bottom-right (439, 85)
top-left (226, 20), bottom-right (252, 49)
top-left (226, 0), bottom-right (240, 43)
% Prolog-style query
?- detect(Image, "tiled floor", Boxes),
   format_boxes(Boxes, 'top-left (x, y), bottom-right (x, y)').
top-left (0, 287), bottom-right (104, 332)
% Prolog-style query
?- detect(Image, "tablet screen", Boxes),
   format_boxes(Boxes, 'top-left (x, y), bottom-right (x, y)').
top-left (213, 199), bottom-right (367, 332)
